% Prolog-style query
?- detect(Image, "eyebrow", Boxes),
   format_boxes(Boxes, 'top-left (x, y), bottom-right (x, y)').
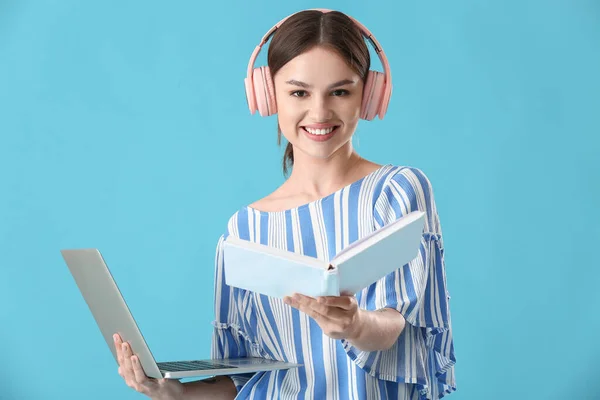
top-left (285, 79), bottom-right (356, 89)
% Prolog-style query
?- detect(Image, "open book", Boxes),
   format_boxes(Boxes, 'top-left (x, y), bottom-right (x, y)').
top-left (222, 211), bottom-right (425, 298)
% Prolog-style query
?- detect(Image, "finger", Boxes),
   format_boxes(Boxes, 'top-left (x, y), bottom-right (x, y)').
top-left (121, 342), bottom-right (137, 387)
top-left (318, 296), bottom-right (356, 310)
top-left (288, 294), bottom-right (345, 320)
top-left (283, 294), bottom-right (307, 309)
top-left (114, 334), bottom-right (123, 365)
top-left (292, 293), bottom-right (315, 302)
top-left (294, 294), bottom-right (347, 317)
top-left (288, 295), bottom-right (331, 322)
top-left (303, 304), bottom-right (327, 323)
top-left (286, 294), bottom-right (317, 312)
top-left (131, 355), bottom-right (156, 395)
top-left (315, 302), bottom-right (348, 320)
top-left (293, 293), bottom-right (324, 308)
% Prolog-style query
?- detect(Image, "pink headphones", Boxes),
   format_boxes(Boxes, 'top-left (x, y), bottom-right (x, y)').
top-left (244, 8), bottom-right (392, 121)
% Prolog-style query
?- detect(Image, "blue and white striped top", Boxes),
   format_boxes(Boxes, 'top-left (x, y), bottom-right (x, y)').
top-left (211, 164), bottom-right (456, 400)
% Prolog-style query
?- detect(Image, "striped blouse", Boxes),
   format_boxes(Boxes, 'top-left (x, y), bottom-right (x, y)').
top-left (210, 164), bottom-right (456, 400)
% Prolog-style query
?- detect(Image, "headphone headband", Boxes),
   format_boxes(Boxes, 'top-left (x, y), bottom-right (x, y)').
top-left (246, 8), bottom-right (392, 104)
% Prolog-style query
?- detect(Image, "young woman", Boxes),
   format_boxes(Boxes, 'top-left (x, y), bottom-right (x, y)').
top-left (114, 9), bottom-right (456, 400)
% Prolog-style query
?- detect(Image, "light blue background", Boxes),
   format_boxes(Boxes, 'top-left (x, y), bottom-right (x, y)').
top-left (1, 0), bottom-right (599, 399)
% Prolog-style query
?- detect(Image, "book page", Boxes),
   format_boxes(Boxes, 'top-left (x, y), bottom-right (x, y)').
top-left (332, 211), bottom-right (424, 265)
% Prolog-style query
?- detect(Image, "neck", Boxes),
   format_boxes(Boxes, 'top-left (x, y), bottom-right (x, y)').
top-left (285, 143), bottom-right (364, 198)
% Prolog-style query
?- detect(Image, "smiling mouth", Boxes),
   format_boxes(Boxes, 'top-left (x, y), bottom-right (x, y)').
top-left (301, 126), bottom-right (340, 136)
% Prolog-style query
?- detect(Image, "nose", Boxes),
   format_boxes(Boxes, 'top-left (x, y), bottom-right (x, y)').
top-left (309, 95), bottom-right (333, 121)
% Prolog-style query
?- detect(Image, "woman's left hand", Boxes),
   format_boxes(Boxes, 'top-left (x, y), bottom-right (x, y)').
top-left (283, 293), bottom-right (364, 341)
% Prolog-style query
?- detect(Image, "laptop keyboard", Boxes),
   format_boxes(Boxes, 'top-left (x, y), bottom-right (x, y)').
top-left (157, 360), bottom-right (237, 372)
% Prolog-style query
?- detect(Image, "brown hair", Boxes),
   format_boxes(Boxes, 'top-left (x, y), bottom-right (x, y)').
top-left (267, 10), bottom-right (371, 176)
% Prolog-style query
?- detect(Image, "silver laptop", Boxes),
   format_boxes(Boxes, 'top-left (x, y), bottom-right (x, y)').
top-left (60, 248), bottom-right (301, 379)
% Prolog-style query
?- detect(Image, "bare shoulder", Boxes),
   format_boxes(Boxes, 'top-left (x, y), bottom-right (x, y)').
top-left (248, 159), bottom-right (385, 212)
top-left (248, 185), bottom-right (293, 213)
top-left (248, 179), bottom-right (317, 212)
top-left (356, 159), bottom-right (384, 177)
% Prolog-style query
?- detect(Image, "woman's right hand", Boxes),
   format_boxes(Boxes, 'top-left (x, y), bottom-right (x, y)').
top-left (114, 333), bottom-right (185, 400)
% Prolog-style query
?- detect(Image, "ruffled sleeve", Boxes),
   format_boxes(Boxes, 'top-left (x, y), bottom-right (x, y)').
top-left (210, 234), bottom-right (257, 392)
top-left (341, 167), bottom-right (456, 399)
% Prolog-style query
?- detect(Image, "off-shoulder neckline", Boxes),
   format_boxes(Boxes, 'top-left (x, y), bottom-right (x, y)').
top-left (245, 164), bottom-right (394, 215)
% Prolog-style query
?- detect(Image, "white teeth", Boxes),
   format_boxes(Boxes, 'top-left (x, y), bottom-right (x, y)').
top-left (305, 127), bottom-right (335, 135)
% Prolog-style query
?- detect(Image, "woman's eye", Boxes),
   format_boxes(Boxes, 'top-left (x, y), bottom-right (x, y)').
top-left (291, 90), bottom-right (307, 97)
top-left (332, 89), bottom-right (350, 97)
top-left (290, 89), bottom-right (349, 97)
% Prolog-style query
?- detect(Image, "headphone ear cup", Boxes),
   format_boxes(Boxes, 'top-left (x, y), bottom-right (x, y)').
top-left (245, 76), bottom-right (257, 114)
top-left (252, 66), bottom-right (277, 117)
top-left (252, 67), bottom-right (268, 116)
top-left (360, 71), bottom-right (375, 120)
top-left (361, 71), bottom-right (385, 120)
top-left (263, 66), bottom-right (277, 115)
top-left (378, 77), bottom-right (391, 119)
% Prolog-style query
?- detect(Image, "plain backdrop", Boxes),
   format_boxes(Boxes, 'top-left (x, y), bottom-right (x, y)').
top-left (1, 0), bottom-right (599, 399)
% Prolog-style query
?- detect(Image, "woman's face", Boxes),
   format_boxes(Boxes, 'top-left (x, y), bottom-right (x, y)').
top-left (273, 46), bottom-right (364, 162)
